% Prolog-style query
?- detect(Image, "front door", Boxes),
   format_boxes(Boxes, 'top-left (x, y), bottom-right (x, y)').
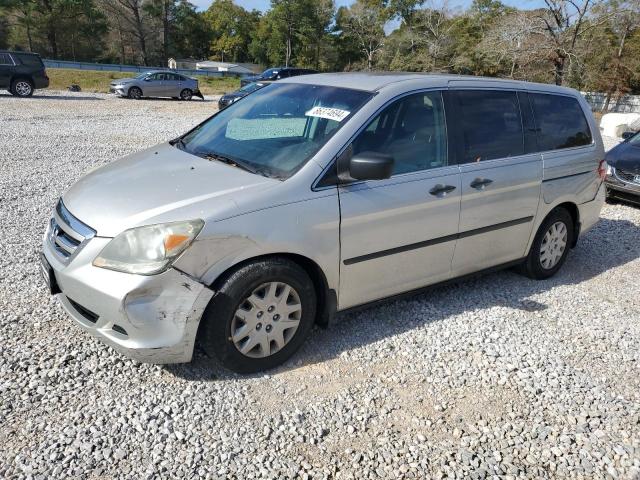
top-left (449, 89), bottom-right (542, 275)
top-left (143, 73), bottom-right (165, 96)
top-left (338, 91), bottom-right (461, 309)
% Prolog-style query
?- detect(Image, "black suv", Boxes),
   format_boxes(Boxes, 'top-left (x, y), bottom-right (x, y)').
top-left (240, 67), bottom-right (317, 87)
top-left (0, 50), bottom-right (49, 97)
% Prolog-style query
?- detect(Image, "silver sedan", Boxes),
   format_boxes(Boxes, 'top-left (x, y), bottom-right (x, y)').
top-left (109, 71), bottom-right (201, 100)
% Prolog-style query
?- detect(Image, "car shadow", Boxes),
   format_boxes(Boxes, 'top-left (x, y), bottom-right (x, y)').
top-left (165, 217), bottom-right (640, 381)
top-left (130, 96), bottom-right (212, 103)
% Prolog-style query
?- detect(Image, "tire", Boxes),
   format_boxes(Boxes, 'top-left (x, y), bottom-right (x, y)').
top-left (520, 207), bottom-right (574, 280)
top-left (180, 88), bottom-right (193, 101)
top-left (10, 78), bottom-right (34, 97)
top-left (128, 86), bottom-right (142, 100)
top-left (199, 258), bottom-right (317, 373)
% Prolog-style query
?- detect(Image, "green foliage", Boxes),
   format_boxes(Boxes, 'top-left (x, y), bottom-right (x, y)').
top-left (2, 0), bottom-right (107, 60)
top-left (1, 0), bottom-right (640, 97)
top-left (204, 0), bottom-right (258, 63)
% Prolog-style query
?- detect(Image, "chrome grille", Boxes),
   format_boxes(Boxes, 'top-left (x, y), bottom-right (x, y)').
top-left (48, 200), bottom-right (96, 262)
top-left (614, 167), bottom-right (640, 185)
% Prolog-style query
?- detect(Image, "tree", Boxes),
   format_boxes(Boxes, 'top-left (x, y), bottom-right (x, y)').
top-left (173, 1), bottom-right (212, 60)
top-left (537, 0), bottom-right (601, 85)
top-left (340, 0), bottom-right (387, 70)
top-left (590, 0), bottom-right (640, 109)
top-left (205, 0), bottom-right (258, 62)
top-left (103, 0), bottom-right (151, 65)
top-left (478, 10), bottom-right (547, 79)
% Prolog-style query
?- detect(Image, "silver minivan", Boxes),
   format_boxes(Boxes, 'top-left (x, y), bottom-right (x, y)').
top-left (42, 73), bottom-right (606, 372)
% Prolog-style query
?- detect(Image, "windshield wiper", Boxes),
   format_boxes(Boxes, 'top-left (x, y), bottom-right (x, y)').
top-left (171, 137), bottom-right (186, 150)
top-left (201, 152), bottom-right (260, 175)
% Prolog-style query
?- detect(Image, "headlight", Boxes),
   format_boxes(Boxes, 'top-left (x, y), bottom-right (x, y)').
top-left (606, 164), bottom-right (613, 175)
top-left (93, 220), bottom-right (204, 275)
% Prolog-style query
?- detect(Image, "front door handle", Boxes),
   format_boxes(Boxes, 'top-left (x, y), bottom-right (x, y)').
top-left (470, 178), bottom-right (493, 189)
top-left (429, 184), bottom-right (457, 196)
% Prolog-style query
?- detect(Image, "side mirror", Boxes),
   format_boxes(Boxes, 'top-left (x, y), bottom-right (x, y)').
top-left (622, 131), bottom-right (635, 141)
top-left (143, 77), bottom-right (151, 82)
top-left (348, 152), bottom-right (394, 181)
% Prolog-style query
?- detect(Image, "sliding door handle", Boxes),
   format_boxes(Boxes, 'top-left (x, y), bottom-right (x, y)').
top-left (429, 184), bottom-right (457, 196)
top-left (470, 178), bottom-right (493, 189)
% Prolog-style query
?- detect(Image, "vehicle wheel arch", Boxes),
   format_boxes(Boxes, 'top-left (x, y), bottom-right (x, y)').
top-left (538, 201), bottom-right (579, 249)
top-left (127, 86), bottom-right (143, 98)
top-left (206, 252), bottom-right (336, 328)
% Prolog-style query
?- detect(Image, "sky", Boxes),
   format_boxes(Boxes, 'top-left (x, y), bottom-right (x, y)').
top-left (190, 0), bottom-right (547, 13)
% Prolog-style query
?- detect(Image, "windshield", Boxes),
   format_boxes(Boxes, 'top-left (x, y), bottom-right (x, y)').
top-left (178, 83), bottom-right (373, 179)
top-left (628, 132), bottom-right (640, 145)
top-left (239, 82), bottom-right (264, 93)
top-left (135, 72), bottom-right (150, 79)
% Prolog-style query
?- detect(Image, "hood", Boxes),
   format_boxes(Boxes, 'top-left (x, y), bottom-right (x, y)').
top-left (606, 142), bottom-right (640, 174)
top-left (63, 143), bottom-right (278, 237)
top-left (111, 78), bottom-right (135, 85)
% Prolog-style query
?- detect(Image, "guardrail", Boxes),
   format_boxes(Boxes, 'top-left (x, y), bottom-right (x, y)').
top-left (42, 59), bottom-right (249, 78)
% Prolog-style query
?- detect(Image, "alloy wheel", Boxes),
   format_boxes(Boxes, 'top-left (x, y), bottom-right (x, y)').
top-left (15, 81), bottom-right (32, 96)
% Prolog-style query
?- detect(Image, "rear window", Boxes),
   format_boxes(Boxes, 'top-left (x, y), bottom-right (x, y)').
top-left (0, 53), bottom-right (13, 65)
top-left (14, 53), bottom-right (43, 67)
top-left (453, 90), bottom-right (524, 163)
top-left (530, 93), bottom-right (592, 150)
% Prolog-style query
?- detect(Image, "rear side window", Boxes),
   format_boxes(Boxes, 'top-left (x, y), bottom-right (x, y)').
top-left (0, 53), bottom-right (13, 65)
top-left (14, 53), bottom-right (43, 67)
top-left (530, 93), bottom-right (592, 150)
top-left (453, 90), bottom-right (524, 162)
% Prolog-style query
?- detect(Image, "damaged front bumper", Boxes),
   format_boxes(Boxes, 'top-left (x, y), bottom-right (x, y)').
top-left (42, 235), bottom-right (213, 364)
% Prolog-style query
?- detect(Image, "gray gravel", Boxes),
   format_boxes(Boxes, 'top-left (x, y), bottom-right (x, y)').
top-left (1, 90), bottom-right (640, 479)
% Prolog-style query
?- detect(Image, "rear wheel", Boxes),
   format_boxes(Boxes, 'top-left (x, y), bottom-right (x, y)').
top-left (520, 207), bottom-right (574, 280)
top-left (10, 79), bottom-right (34, 97)
top-left (128, 86), bottom-right (142, 99)
top-left (199, 258), bottom-right (317, 373)
top-left (180, 88), bottom-right (193, 101)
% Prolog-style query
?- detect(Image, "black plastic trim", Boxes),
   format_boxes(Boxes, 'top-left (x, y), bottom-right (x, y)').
top-left (542, 170), bottom-right (592, 183)
top-left (343, 216), bottom-right (534, 265)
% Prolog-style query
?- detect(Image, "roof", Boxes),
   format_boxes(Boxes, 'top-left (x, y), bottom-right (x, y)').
top-left (278, 72), bottom-right (577, 96)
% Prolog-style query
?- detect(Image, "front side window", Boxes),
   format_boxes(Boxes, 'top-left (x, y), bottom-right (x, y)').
top-left (178, 83), bottom-right (373, 179)
top-left (0, 53), bottom-right (13, 65)
top-left (261, 68), bottom-right (279, 79)
top-left (530, 93), bottom-right (593, 151)
top-left (352, 91), bottom-right (448, 175)
top-left (453, 90), bottom-right (524, 163)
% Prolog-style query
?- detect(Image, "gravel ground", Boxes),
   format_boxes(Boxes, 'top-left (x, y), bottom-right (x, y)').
top-left (1, 90), bottom-right (640, 479)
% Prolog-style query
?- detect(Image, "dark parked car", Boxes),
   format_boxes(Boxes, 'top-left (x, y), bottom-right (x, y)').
top-left (605, 130), bottom-right (640, 205)
top-left (0, 50), bottom-right (49, 97)
top-left (218, 81), bottom-right (270, 110)
top-left (240, 67), bottom-right (317, 87)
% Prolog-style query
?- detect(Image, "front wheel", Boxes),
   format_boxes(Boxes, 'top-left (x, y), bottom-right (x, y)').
top-left (10, 79), bottom-right (34, 97)
top-left (520, 207), bottom-right (574, 280)
top-left (128, 86), bottom-right (142, 100)
top-left (180, 88), bottom-right (192, 101)
top-left (199, 258), bottom-right (317, 373)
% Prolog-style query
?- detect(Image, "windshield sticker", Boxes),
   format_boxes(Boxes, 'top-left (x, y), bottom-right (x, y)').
top-left (305, 106), bottom-right (351, 122)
